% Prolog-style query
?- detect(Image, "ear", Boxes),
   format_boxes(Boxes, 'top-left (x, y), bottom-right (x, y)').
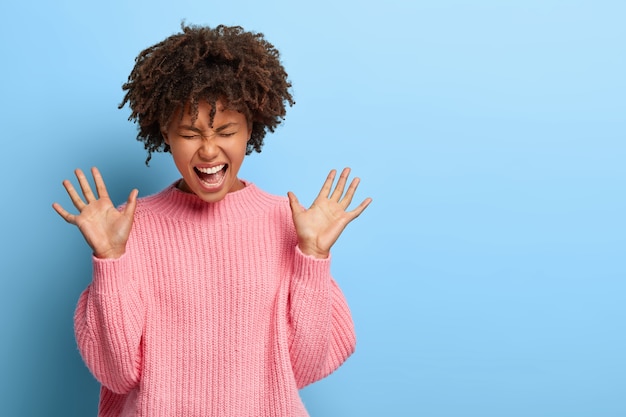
top-left (247, 123), bottom-right (253, 142)
top-left (162, 131), bottom-right (170, 145)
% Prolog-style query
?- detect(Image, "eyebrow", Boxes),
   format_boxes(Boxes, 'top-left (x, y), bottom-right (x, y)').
top-left (178, 122), bottom-right (239, 132)
top-left (213, 122), bottom-right (240, 132)
top-left (178, 125), bottom-right (202, 133)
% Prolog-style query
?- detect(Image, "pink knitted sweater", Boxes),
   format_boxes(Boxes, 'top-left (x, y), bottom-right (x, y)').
top-left (74, 181), bottom-right (356, 417)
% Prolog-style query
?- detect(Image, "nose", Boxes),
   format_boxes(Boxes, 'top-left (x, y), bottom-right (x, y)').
top-left (198, 135), bottom-right (219, 160)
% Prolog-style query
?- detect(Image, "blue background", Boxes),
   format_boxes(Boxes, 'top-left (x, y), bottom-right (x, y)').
top-left (1, 1), bottom-right (625, 416)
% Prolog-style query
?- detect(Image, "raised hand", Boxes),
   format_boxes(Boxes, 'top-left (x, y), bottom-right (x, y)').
top-left (52, 167), bottom-right (138, 259)
top-left (287, 168), bottom-right (372, 259)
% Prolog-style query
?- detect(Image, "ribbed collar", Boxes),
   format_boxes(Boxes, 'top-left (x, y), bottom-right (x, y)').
top-left (139, 180), bottom-right (284, 223)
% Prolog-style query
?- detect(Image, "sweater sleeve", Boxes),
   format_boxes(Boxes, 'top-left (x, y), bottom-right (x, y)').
top-left (74, 254), bottom-right (144, 394)
top-left (287, 246), bottom-right (356, 388)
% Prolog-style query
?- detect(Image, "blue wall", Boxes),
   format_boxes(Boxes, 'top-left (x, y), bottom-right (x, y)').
top-left (1, 1), bottom-right (624, 416)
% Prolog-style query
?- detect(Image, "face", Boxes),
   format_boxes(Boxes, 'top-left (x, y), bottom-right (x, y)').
top-left (163, 100), bottom-right (250, 203)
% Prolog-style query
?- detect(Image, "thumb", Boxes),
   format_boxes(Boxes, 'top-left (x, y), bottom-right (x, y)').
top-left (123, 188), bottom-right (139, 218)
top-left (287, 191), bottom-right (304, 215)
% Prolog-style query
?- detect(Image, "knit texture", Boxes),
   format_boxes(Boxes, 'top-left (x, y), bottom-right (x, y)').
top-left (74, 181), bottom-right (356, 417)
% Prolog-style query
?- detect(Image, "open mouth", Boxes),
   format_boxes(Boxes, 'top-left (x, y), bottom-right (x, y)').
top-left (195, 164), bottom-right (227, 188)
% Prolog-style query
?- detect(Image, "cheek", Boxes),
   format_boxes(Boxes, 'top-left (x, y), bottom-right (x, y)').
top-left (235, 141), bottom-right (249, 161)
top-left (170, 143), bottom-right (193, 164)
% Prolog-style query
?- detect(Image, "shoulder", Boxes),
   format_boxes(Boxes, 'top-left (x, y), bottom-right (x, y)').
top-left (245, 182), bottom-right (288, 206)
top-left (115, 182), bottom-right (182, 221)
top-left (242, 182), bottom-right (293, 220)
top-left (133, 183), bottom-right (179, 213)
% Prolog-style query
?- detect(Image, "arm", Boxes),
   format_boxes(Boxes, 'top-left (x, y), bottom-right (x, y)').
top-left (287, 248), bottom-right (356, 388)
top-left (286, 168), bottom-right (370, 387)
top-left (74, 256), bottom-right (144, 394)
top-left (53, 167), bottom-right (142, 393)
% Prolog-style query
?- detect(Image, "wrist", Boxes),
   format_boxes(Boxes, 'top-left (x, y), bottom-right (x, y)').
top-left (94, 247), bottom-right (126, 259)
top-left (297, 244), bottom-right (329, 259)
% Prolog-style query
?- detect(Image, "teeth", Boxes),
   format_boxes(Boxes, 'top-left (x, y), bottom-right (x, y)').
top-left (196, 164), bottom-right (225, 174)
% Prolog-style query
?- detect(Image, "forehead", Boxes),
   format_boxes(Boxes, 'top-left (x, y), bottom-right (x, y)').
top-left (171, 100), bottom-right (246, 127)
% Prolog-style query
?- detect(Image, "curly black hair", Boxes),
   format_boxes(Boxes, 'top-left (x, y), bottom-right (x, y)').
top-left (119, 23), bottom-right (295, 165)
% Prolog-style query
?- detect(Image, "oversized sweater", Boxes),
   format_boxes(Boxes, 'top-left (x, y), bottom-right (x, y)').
top-left (74, 181), bottom-right (356, 417)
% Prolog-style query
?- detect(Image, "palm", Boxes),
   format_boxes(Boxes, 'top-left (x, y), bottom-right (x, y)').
top-left (52, 167), bottom-right (138, 259)
top-left (288, 168), bottom-right (372, 259)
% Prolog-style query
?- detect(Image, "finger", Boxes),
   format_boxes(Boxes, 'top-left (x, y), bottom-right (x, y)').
top-left (329, 167), bottom-right (351, 202)
top-left (346, 197), bottom-right (373, 220)
top-left (287, 191), bottom-right (305, 215)
top-left (62, 179), bottom-right (87, 211)
top-left (338, 176), bottom-right (360, 208)
top-left (317, 169), bottom-right (337, 200)
top-left (51, 202), bottom-right (76, 224)
top-left (92, 167), bottom-right (110, 200)
top-left (75, 168), bottom-right (97, 203)
top-left (122, 188), bottom-right (139, 218)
